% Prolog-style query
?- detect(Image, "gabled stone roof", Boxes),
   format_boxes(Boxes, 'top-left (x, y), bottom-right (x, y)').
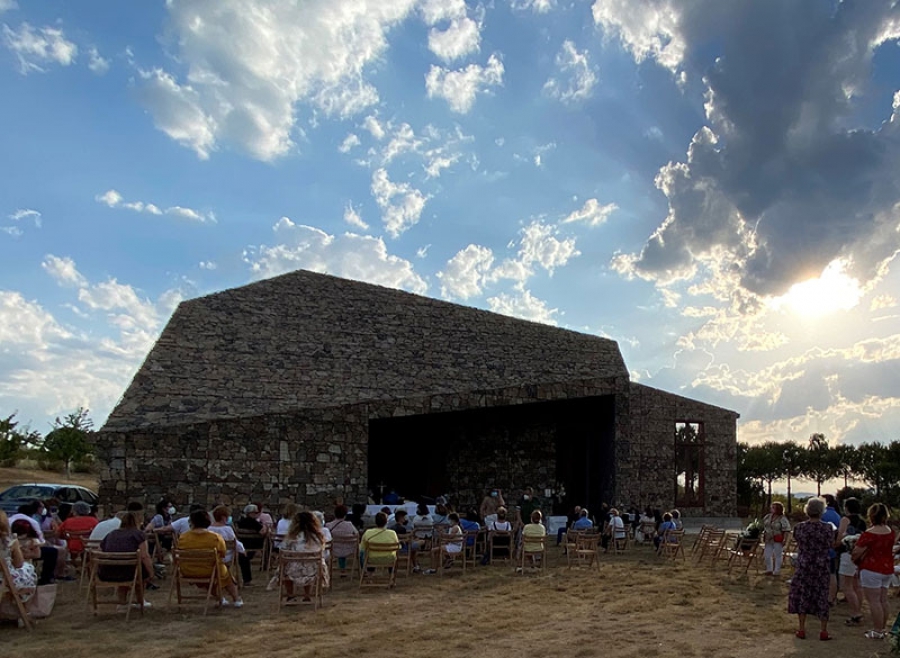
top-left (103, 270), bottom-right (628, 431)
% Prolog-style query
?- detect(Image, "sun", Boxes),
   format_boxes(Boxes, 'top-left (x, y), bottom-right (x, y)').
top-left (769, 259), bottom-right (862, 318)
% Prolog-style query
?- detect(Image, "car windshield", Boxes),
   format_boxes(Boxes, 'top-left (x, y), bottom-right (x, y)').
top-left (0, 485), bottom-right (54, 501)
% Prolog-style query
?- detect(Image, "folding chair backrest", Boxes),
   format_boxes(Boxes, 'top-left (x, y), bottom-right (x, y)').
top-left (90, 550), bottom-right (142, 621)
top-left (170, 548), bottom-right (220, 615)
top-left (488, 530), bottom-right (513, 564)
top-left (0, 554), bottom-right (33, 630)
top-left (277, 549), bottom-right (325, 610)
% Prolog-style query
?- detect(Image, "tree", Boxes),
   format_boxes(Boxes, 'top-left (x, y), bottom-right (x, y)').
top-left (42, 408), bottom-right (94, 479)
top-left (778, 441), bottom-right (806, 513)
top-left (0, 413), bottom-right (23, 465)
top-left (854, 442), bottom-right (890, 495)
top-left (832, 444), bottom-right (859, 489)
top-left (804, 433), bottom-right (841, 496)
top-left (742, 442), bottom-right (784, 511)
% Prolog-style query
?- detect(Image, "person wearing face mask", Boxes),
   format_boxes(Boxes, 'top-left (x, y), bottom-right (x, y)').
top-left (518, 487), bottom-right (539, 528)
top-left (9, 500), bottom-right (59, 585)
top-left (209, 505), bottom-right (249, 585)
top-left (480, 488), bottom-right (506, 524)
top-left (144, 497), bottom-right (176, 562)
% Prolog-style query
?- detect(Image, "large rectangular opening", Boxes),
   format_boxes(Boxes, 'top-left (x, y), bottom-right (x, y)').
top-left (367, 395), bottom-right (616, 514)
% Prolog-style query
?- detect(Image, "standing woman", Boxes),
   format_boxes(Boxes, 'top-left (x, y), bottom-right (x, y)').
top-left (762, 502), bottom-right (791, 576)
top-left (788, 497), bottom-right (834, 641)
top-left (852, 503), bottom-right (896, 640)
top-left (835, 497), bottom-right (866, 627)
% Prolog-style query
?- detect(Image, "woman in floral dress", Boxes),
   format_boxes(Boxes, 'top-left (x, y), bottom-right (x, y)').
top-left (280, 511), bottom-right (328, 602)
top-left (788, 497), bottom-right (835, 640)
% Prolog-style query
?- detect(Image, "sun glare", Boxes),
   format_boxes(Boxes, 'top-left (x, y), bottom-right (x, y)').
top-left (770, 260), bottom-right (862, 318)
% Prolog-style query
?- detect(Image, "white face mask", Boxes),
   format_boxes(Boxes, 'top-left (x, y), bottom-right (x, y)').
top-left (167, 506), bottom-right (176, 515)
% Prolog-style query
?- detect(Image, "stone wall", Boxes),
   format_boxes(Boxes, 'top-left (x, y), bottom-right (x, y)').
top-left (104, 270), bottom-right (628, 432)
top-left (617, 383), bottom-right (738, 517)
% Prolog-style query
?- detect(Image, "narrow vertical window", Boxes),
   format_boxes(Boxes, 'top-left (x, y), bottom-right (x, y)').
top-left (675, 421), bottom-right (704, 508)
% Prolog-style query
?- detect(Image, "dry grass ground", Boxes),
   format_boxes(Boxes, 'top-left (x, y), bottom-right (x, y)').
top-left (0, 466), bottom-right (98, 493)
top-left (4, 542), bottom-right (894, 658)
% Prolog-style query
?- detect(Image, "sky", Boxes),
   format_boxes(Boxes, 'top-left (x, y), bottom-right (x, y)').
top-left (1, 0), bottom-right (900, 463)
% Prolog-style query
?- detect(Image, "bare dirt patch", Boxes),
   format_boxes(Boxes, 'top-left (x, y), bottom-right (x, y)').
top-left (0, 466), bottom-right (98, 493)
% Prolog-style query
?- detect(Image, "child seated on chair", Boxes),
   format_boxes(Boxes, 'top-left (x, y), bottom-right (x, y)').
top-left (424, 512), bottom-right (463, 574)
top-left (522, 510), bottom-right (547, 567)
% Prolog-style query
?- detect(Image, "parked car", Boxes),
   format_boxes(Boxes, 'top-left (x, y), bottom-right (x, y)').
top-left (0, 483), bottom-right (99, 515)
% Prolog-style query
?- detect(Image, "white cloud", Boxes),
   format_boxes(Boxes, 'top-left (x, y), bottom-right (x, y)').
top-left (543, 41), bottom-right (597, 104)
top-left (517, 220), bottom-right (579, 274)
top-left (9, 208), bottom-right (41, 227)
top-left (382, 123), bottom-right (422, 163)
top-left (370, 169), bottom-right (429, 238)
top-left (86, 46), bottom-right (109, 74)
top-left (420, 0), bottom-right (467, 24)
top-left (0, 258), bottom-right (182, 425)
top-left (0, 226), bottom-right (22, 237)
top-left (0, 1), bottom-right (17, 14)
top-left (428, 17), bottom-right (481, 62)
top-left (139, 0), bottom-right (418, 161)
top-left (510, 0), bottom-right (556, 13)
top-left (438, 244), bottom-right (495, 300)
top-left (487, 290), bottom-right (559, 325)
top-left (343, 202), bottom-right (369, 230)
top-left (591, 0), bottom-right (684, 72)
top-left (95, 189), bottom-right (216, 224)
top-left (562, 198), bottom-right (618, 227)
top-left (244, 217), bottom-right (427, 294)
top-left (1, 22), bottom-right (77, 74)
top-left (363, 115), bottom-right (386, 141)
top-left (416, 244), bottom-right (431, 258)
top-left (338, 133), bottom-right (361, 153)
top-left (199, 261), bottom-right (217, 270)
top-left (425, 53), bottom-right (504, 114)
top-left (42, 255), bottom-right (87, 288)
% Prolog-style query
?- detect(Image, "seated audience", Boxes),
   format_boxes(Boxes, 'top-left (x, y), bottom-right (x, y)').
top-left (326, 505), bottom-right (359, 574)
top-left (281, 511), bottom-right (329, 602)
top-left (390, 509), bottom-right (421, 572)
top-left (602, 508), bottom-right (627, 551)
top-left (426, 512), bottom-right (463, 574)
top-left (90, 502), bottom-right (144, 541)
top-left (57, 501), bottom-right (99, 555)
top-left (654, 513), bottom-right (677, 549)
top-left (0, 510), bottom-right (37, 602)
top-left (177, 509), bottom-right (242, 608)
top-left (9, 500), bottom-right (59, 585)
top-left (209, 505), bottom-right (251, 586)
top-left (521, 510), bottom-right (547, 568)
top-left (360, 511), bottom-right (399, 569)
top-left (98, 510), bottom-right (156, 610)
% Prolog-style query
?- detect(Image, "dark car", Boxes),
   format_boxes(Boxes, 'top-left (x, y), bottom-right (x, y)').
top-left (0, 483), bottom-right (99, 515)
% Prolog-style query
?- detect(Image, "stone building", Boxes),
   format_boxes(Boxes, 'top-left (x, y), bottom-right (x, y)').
top-left (97, 270), bottom-right (739, 517)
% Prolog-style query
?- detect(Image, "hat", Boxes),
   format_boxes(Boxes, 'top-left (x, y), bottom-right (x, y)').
top-left (243, 504), bottom-right (259, 515)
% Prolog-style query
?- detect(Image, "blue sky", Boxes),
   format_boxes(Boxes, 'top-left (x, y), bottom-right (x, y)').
top-left (2, 0), bottom-right (900, 464)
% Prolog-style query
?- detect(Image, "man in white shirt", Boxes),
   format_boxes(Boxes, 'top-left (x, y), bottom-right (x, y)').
top-left (90, 501), bottom-right (145, 540)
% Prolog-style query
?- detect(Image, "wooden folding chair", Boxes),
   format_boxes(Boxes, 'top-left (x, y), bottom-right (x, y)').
top-left (62, 529), bottom-right (94, 582)
top-left (169, 548), bottom-right (221, 615)
top-left (570, 532), bottom-right (601, 571)
top-left (694, 528), bottom-right (725, 563)
top-left (658, 530), bottom-right (685, 560)
top-left (0, 556), bottom-right (33, 630)
top-left (437, 531), bottom-right (467, 576)
top-left (518, 533), bottom-right (546, 573)
top-left (608, 529), bottom-right (629, 554)
top-left (88, 550), bottom-right (143, 621)
top-left (689, 525), bottom-right (714, 556)
top-left (779, 532), bottom-right (796, 574)
top-left (235, 529), bottom-right (267, 573)
top-left (80, 538), bottom-right (102, 592)
top-left (638, 522), bottom-right (657, 546)
top-left (728, 536), bottom-right (761, 574)
top-left (329, 535), bottom-right (360, 583)
top-left (276, 550), bottom-right (325, 611)
top-left (359, 542), bottom-right (400, 590)
top-left (463, 529), bottom-right (483, 564)
top-left (488, 529), bottom-right (514, 565)
top-left (412, 524), bottom-right (435, 552)
top-left (222, 539), bottom-right (241, 588)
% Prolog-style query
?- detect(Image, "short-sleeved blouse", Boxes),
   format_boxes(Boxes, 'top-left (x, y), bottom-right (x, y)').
top-left (855, 529), bottom-right (895, 575)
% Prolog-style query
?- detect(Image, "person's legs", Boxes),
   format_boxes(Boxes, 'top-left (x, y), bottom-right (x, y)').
top-left (238, 553), bottom-right (252, 584)
top-left (797, 613), bottom-right (807, 635)
top-left (772, 542), bottom-right (783, 575)
top-left (863, 586), bottom-right (885, 631)
top-left (763, 542), bottom-right (774, 573)
top-left (556, 527), bottom-right (566, 545)
top-left (38, 545), bottom-right (58, 585)
top-left (841, 574), bottom-right (862, 620)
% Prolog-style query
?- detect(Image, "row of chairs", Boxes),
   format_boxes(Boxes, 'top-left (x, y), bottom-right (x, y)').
top-left (689, 525), bottom-right (795, 575)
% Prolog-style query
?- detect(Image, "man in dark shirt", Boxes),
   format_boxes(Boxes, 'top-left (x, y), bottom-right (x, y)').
top-left (390, 509), bottom-right (421, 572)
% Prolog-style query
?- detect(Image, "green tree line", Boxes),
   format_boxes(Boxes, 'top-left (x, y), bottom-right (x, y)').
top-left (737, 434), bottom-right (900, 515)
top-left (0, 408), bottom-right (95, 478)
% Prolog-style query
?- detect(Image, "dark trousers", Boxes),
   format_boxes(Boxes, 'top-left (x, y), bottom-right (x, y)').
top-left (238, 552), bottom-right (253, 584)
top-left (39, 545), bottom-right (58, 585)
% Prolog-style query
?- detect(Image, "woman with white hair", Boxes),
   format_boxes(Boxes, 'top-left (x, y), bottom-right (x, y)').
top-left (788, 497), bottom-right (834, 641)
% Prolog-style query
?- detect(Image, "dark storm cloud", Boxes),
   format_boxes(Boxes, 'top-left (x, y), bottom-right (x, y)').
top-left (597, 0), bottom-right (900, 296)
